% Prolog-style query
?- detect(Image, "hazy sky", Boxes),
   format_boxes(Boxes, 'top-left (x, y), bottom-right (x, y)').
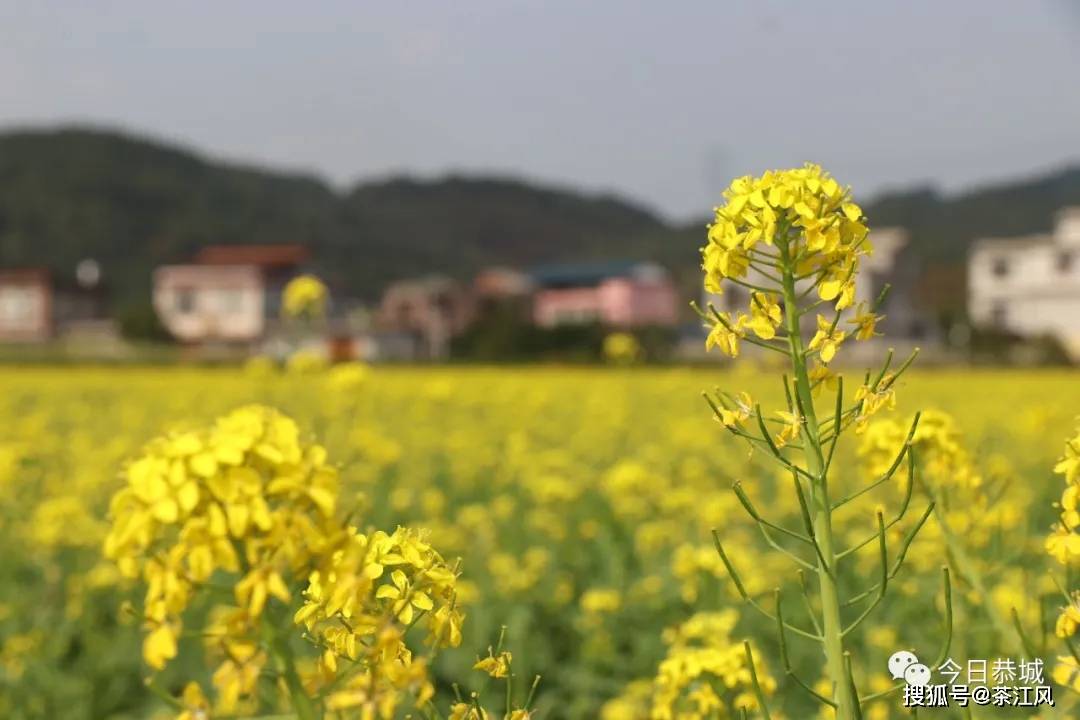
top-left (2, 0), bottom-right (1078, 220)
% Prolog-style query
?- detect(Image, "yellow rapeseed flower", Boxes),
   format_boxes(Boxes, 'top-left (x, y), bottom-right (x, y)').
top-left (774, 410), bottom-right (803, 449)
top-left (473, 650), bottom-right (512, 678)
top-left (176, 682), bottom-right (210, 720)
top-left (282, 274), bottom-right (328, 319)
top-left (745, 292), bottom-right (783, 340)
top-left (808, 314), bottom-right (846, 364)
top-left (848, 302), bottom-right (883, 341)
top-left (603, 332), bottom-right (642, 364)
top-left (704, 312), bottom-right (746, 357)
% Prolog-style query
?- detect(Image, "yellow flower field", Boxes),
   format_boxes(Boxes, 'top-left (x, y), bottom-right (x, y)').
top-left (0, 364), bottom-right (1077, 719)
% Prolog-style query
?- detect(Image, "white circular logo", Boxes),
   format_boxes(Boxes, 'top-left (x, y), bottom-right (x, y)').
top-left (904, 663), bottom-right (932, 688)
top-left (888, 650), bottom-right (919, 680)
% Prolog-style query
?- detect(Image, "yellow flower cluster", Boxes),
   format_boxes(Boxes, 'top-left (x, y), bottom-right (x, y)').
top-left (858, 409), bottom-right (1042, 663)
top-left (701, 164), bottom-right (872, 359)
top-left (857, 409), bottom-right (1026, 570)
top-left (282, 274), bottom-right (329, 319)
top-left (103, 405), bottom-right (341, 678)
top-left (286, 348), bottom-right (330, 374)
top-left (452, 632), bottom-right (537, 720)
top-left (176, 682), bottom-right (210, 720)
top-left (293, 525), bottom-right (463, 715)
top-left (603, 610), bottom-right (775, 719)
top-left (603, 332), bottom-right (642, 365)
top-left (448, 701), bottom-right (533, 720)
top-left (317, 624), bottom-right (435, 717)
top-left (1046, 425), bottom-right (1080, 698)
top-left (1048, 425), bottom-right (1080, 565)
top-left (1053, 655), bottom-right (1080, 695)
top-left (1048, 424), bottom-right (1080, 657)
top-left (474, 649), bottom-right (512, 678)
top-left (703, 163), bottom-right (869, 297)
top-left (860, 410), bottom-right (981, 490)
top-left (5, 364), bottom-right (1077, 717)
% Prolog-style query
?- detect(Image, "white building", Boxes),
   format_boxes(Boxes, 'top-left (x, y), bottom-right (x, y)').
top-left (154, 264), bottom-right (266, 342)
top-left (153, 244), bottom-right (309, 344)
top-left (968, 208), bottom-right (1080, 358)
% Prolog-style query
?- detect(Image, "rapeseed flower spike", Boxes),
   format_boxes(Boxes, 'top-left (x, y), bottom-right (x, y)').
top-left (699, 166), bottom-right (943, 720)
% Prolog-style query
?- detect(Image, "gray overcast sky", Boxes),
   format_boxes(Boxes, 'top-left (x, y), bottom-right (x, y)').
top-left (1, 0), bottom-right (1078, 221)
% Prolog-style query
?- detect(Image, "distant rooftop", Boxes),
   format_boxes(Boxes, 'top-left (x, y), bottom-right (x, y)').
top-left (0, 267), bottom-right (50, 282)
top-left (529, 260), bottom-right (665, 288)
top-left (195, 244), bottom-right (309, 268)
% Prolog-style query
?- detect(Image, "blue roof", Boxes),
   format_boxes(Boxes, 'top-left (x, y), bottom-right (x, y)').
top-left (529, 260), bottom-right (650, 288)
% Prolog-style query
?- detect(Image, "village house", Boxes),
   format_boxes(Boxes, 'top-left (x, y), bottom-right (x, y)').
top-left (0, 261), bottom-right (108, 343)
top-left (968, 207), bottom-right (1080, 358)
top-left (0, 269), bottom-right (52, 342)
top-left (153, 244), bottom-right (309, 344)
top-left (530, 260), bottom-right (679, 328)
top-left (375, 275), bottom-right (474, 359)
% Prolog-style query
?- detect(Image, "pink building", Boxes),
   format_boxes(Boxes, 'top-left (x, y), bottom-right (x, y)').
top-left (531, 261), bottom-right (679, 328)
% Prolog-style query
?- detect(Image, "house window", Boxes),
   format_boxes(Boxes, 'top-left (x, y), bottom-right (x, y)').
top-left (1058, 251), bottom-right (1074, 273)
top-left (991, 257), bottom-right (1009, 278)
top-left (174, 287), bottom-right (196, 314)
top-left (990, 301), bottom-right (1007, 327)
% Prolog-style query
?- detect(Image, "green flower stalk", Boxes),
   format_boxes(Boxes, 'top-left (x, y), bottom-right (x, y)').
top-left (697, 165), bottom-right (952, 719)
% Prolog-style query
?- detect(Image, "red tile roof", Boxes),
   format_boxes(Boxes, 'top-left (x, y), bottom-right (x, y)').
top-left (0, 267), bottom-right (51, 283)
top-left (194, 244), bottom-right (309, 267)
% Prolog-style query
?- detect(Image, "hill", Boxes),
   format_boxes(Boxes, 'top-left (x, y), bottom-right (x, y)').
top-left (340, 175), bottom-right (666, 291)
top-left (0, 128), bottom-right (343, 298)
top-left (0, 127), bottom-right (666, 305)
top-left (2, 126), bottom-right (1080, 318)
top-left (865, 166), bottom-right (1080, 261)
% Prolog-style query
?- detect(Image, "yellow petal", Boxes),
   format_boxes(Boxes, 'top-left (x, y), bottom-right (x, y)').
top-left (226, 503), bottom-right (249, 537)
top-left (267, 571), bottom-right (291, 603)
top-left (177, 480), bottom-right (200, 513)
top-left (143, 624), bottom-right (177, 670)
top-left (376, 584), bottom-right (400, 600)
top-left (151, 497), bottom-right (179, 524)
top-left (189, 452), bottom-right (218, 478)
